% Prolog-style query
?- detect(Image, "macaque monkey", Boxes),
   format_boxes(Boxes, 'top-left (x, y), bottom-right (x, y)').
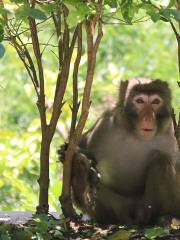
top-left (60, 78), bottom-right (180, 225)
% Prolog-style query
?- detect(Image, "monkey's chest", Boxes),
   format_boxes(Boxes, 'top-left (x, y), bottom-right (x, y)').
top-left (96, 139), bottom-right (150, 195)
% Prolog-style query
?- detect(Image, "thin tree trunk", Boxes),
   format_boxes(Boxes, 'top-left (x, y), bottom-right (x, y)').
top-left (170, 2), bottom-right (180, 149)
top-left (37, 131), bottom-right (51, 213)
top-left (60, 4), bottom-right (103, 218)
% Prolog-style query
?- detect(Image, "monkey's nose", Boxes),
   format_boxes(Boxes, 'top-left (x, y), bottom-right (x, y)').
top-left (143, 111), bottom-right (155, 121)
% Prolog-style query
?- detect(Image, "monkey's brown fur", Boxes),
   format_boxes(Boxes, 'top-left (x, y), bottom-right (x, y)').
top-left (64, 79), bottom-right (180, 225)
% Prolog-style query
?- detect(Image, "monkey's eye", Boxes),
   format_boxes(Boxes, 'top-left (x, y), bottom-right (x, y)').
top-left (136, 98), bottom-right (144, 104)
top-left (151, 98), bottom-right (160, 104)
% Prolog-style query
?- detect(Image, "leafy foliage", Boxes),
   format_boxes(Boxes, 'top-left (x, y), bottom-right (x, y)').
top-left (0, 128), bottom-right (61, 211)
top-left (15, 5), bottom-right (47, 20)
top-left (0, 218), bottom-right (180, 240)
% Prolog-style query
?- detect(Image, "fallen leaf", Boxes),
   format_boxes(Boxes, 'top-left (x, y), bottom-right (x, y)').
top-left (171, 218), bottom-right (180, 230)
top-left (144, 227), bottom-right (163, 239)
top-left (107, 229), bottom-right (131, 240)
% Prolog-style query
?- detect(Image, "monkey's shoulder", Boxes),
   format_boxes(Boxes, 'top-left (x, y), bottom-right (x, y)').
top-left (79, 109), bottom-right (116, 147)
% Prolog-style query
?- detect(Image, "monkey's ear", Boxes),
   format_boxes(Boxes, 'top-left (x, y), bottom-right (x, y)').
top-left (153, 79), bottom-right (171, 100)
top-left (153, 79), bottom-right (169, 88)
top-left (119, 80), bottom-right (129, 111)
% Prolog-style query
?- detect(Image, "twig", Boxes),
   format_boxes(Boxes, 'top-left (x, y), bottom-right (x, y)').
top-left (170, 21), bottom-right (179, 42)
top-left (52, 6), bottom-right (63, 67)
top-left (69, 23), bottom-right (82, 138)
top-left (41, 31), bottom-right (55, 55)
top-left (171, 109), bottom-right (180, 150)
top-left (103, 15), bottom-right (126, 23)
top-left (19, 42), bottom-right (58, 47)
top-left (10, 41), bottom-right (40, 97)
top-left (6, 22), bottom-right (39, 94)
top-left (6, 16), bottom-right (52, 39)
top-left (17, 35), bottom-right (39, 88)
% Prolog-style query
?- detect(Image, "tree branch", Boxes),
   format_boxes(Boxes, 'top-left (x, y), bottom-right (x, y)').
top-left (48, 24), bottom-right (78, 140)
top-left (10, 41), bottom-right (39, 97)
top-left (41, 32), bottom-right (55, 56)
top-left (17, 35), bottom-right (39, 88)
top-left (69, 23), bottom-right (82, 138)
top-left (6, 24), bottom-right (39, 95)
top-left (52, 5), bottom-right (63, 67)
top-left (28, 16), bottom-right (47, 129)
top-left (60, 1), bottom-right (103, 219)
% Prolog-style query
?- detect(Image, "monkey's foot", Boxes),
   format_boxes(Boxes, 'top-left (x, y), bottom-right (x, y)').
top-left (59, 195), bottom-right (80, 221)
top-left (136, 202), bottom-right (154, 225)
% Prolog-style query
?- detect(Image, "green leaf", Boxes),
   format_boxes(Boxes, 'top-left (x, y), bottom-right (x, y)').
top-left (120, 0), bottom-right (140, 23)
top-left (168, 0), bottom-right (176, 8)
top-left (121, 0), bottom-right (132, 23)
top-left (160, 8), bottom-right (180, 22)
top-left (15, 5), bottom-right (47, 20)
top-left (66, 2), bottom-right (91, 27)
top-left (28, 8), bottom-right (47, 20)
top-left (108, 230), bottom-right (131, 240)
top-left (0, 43), bottom-right (5, 58)
top-left (0, 24), bottom-right (4, 42)
top-left (105, 0), bottom-right (118, 8)
top-left (10, 0), bottom-right (27, 3)
top-left (140, 3), bottom-right (157, 11)
top-left (147, 11), bottom-right (160, 22)
top-left (0, 8), bottom-right (10, 15)
top-left (144, 227), bottom-right (163, 239)
top-left (39, 4), bottom-right (57, 14)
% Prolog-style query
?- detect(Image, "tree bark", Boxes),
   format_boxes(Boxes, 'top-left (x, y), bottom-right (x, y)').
top-left (36, 131), bottom-right (51, 213)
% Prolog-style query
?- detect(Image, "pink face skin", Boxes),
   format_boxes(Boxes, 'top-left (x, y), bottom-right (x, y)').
top-left (132, 94), bottom-right (164, 140)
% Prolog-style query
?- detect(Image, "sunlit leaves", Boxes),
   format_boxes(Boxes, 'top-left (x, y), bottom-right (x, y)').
top-left (0, 7), bottom-right (10, 26)
top-left (0, 7), bottom-right (10, 15)
top-left (121, 0), bottom-right (144, 24)
top-left (146, 8), bottom-right (180, 23)
top-left (105, 0), bottom-right (118, 8)
top-left (10, 0), bottom-right (28, 3)
top-left (38, 4), bottom-right (57, 15)
top-left (168, 0), bottom-right (176, 7)
top-left (64, 0), bottom-right (92, 27)
top-left (121, 0), bottom-right (134, 23)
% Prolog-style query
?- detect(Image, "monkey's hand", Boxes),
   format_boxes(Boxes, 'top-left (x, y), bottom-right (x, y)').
top-left (89, 166), bottom-right (101, 187)
top-left (57, 142), bottom-right (68, 163)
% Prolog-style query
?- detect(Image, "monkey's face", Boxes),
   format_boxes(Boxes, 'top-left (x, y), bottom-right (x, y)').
top-left (131, 93), bottom-right (166, 140)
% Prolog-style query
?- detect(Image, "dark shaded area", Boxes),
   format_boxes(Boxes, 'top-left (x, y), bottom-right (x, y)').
top-left (0, 214), bottom-right (180, 239)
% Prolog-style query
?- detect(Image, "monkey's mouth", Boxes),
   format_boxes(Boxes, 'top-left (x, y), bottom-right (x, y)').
top-left (142, 128), bottom-right (153, 132)
top-left (140, 128), bottom-right (156, 140)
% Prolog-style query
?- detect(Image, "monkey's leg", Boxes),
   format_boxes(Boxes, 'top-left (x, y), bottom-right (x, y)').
top-left (72, 153), bottom-right (137, 224)
top-left (136, 150), bottom-right (177, 225)
top-left (71, 152), bottom-right (99, 216)
top-left (93, 184), bottom-right (137, 224)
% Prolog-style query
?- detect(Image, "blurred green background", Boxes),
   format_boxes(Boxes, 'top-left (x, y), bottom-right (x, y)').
top-left (0, 19), bottom-right (179, 212)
